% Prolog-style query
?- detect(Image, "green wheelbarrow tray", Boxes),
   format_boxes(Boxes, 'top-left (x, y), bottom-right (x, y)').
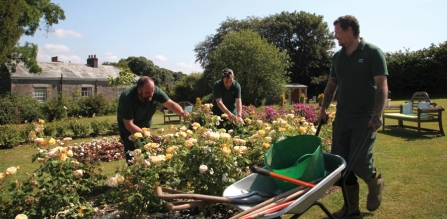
top-left (222, 153), bottom-right (346, 218)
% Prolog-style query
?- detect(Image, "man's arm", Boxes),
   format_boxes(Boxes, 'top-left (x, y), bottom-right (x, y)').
top-left (162, 100), bottom-right (190, 120)
top-left (235, 98), bottom-right (244, 124)
top-left (123, 119), bottom-right (143, 134)
top-left (216, 98), bottom-right (237, 121)
top-left (369, 75), bottom-right (388, 131)
top-left (319, 77), bottom-right (338, 123)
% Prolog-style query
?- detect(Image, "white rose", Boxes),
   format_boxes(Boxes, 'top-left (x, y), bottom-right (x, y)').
top-left (199, 165), bottom-right (208, 174)
top-left (108, 177), bottom-right (118, 187)
top-left (74, 169), bottom-right (83, 178)
top-left (6, 166), bottom-right (17, 175)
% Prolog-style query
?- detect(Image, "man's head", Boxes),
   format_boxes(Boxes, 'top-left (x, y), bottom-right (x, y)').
top-left (333, 15), bottom-right (360, 47)
top-left (221, 68), bottom-right (234, 87)
top-left (136, 76), bottom-right (155, 103)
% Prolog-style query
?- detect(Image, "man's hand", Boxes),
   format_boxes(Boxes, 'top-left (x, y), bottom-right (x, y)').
top-left (319, 109), bottom-right (330, 124)
top-left (236, 116), bottom-right (245, 125)
top-left (368, 115), bottom-right (383, 132)
top-left (182, 111), bottom-right (190, 120)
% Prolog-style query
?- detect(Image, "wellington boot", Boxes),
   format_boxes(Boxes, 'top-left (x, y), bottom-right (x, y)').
top-left (365, 173), bottom-right (384, 211)
top-left (333, 184), bottom-right (360, 218)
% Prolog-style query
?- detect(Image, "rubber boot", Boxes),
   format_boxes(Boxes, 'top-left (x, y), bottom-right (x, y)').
top-left (365, 173), bottom-right (384, 211)
top-left (333, 183), bottom-right (360, 218)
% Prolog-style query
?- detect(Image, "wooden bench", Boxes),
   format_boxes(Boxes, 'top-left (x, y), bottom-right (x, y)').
top-left (163, 101), bottom-right (193, 124)
top-left (382, 92), bottom-right (445, 136)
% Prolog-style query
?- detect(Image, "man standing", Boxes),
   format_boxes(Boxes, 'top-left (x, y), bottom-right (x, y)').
top-left (117, 76), bottom-right (190, 163)
top-left (319, 15), bottom-right (388, 218)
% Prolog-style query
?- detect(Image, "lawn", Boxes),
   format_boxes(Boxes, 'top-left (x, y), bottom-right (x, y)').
top-left (1, 99), bottom-right (446, 218)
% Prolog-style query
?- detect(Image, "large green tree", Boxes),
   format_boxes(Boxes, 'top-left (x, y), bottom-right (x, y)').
top-left (0, 0), bottom-right (65, 74)
top-left (194, 11), bottom-right (334, 96)
top-left (208, 30), bottom-right (291, 106)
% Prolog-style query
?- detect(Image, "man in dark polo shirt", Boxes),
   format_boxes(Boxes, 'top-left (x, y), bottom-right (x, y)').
top-left (319, 15), bottom-right (388, 218)
top-left (117, 76), bottom-right (190, 163)
top-left (212, 68), bottom-right (245, 129)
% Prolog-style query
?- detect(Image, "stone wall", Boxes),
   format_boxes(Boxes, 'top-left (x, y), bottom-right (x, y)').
top-left (10, 79), bottom-right (121, 102)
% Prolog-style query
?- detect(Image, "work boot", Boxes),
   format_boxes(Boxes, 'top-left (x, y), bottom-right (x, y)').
top-left (333, 184), bottom-right (360, 218)
top-left (364, 173), bottom-right (384, 211)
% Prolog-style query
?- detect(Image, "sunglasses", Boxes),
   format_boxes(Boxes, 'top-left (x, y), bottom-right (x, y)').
top-left (222, 71), bottom-right (232, 77)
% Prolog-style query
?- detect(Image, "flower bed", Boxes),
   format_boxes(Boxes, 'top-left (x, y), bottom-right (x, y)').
top-left (0, 103), bottom-right (335, 218)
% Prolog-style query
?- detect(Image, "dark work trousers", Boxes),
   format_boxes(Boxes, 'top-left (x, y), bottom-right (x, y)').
top-left (119, 132), bottom-right (141, 164)
top-left (331, 116), bottom-right (377, 186)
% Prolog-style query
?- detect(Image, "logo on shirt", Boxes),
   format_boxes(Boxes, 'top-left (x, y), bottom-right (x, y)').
top-left (358, 59), bottom-right (364, 63)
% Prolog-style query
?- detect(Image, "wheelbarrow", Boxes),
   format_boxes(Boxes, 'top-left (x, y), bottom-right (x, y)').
top-left (223, 126), bottom-right (373, 219)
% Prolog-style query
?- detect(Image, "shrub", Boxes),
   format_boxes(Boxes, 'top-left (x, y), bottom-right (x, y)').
top-left (0, 93), bottom-right (45, 125)
top-left (83, 94), bottom-right (109, 117)
top-left (91, 120), bottom-right (109, 135)
top-left (68, 119), bottom-right (91, 138)
top-left (0, 125), bottom-right (23, 149)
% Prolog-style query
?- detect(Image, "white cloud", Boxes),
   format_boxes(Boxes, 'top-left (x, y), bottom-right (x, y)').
top-left (52, 29), bottom-right (83, 38)
top-left (153, 55), bottom-right (168, 62)
top-left (40, 44), bottom-right (71, 53)
top-left (175, 62), bottom-right (195, 69)
top-left (103, 52), bottom-right (120, 63)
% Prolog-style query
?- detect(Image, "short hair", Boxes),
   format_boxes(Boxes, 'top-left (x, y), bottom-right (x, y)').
top-left (137, 76), bottom-right (154, 89)
top-left (221, 68), bottom-right (234, 78)
top-left (334, 15), bottom-right (360, 37)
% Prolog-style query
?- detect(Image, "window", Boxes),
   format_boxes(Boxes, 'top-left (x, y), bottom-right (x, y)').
top-left (34, 88), bottom-right (47, 103)
top-left (81, 87), bottom-right (92, 97)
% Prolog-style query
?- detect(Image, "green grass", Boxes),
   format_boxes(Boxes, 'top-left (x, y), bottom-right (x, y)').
top-left (1, 102), bottom-right (446, 218)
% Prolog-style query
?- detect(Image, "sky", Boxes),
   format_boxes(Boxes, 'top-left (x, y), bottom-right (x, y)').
top-left (19, 0), bottom-right (447, 74)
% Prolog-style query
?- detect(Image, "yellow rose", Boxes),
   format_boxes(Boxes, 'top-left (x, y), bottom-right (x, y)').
top-left (257, 130), bottom-right (266, 137)
top-left (263, 143), bottom-right (271, 149)
top-left (28, 131), bottom-right (36, 141)
top-left (48, 138), bottom-right (56, 145)
top-left (222, 147), bottom-right (231, 155)
top-left (115, 174), bottom-right (125, 184)
top-left (0, 172), bottom-right (7, 181)
top-left (166, 153), bottom-right (173, 160)
top-left (142, 127), bottom-right (148, 132)
top-left (133, 132), bottom-right (143, 139)
top-left (38, 119), bottom-right (45, 124)
top-left (67, 150), bottom-right (74, 157)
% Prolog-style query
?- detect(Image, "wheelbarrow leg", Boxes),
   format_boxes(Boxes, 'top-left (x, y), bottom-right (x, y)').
top-left (289, 201), bottom-right (335, 219)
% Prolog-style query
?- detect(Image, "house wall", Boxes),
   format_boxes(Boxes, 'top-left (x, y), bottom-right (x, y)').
top-left (10, 78), bottom-right (120, 102)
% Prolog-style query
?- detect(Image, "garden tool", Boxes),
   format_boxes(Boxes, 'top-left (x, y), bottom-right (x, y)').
top-left (155, 186), bottom-right (271, 211)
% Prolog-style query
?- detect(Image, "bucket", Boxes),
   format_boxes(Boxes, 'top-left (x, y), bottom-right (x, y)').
top-left (264, 135), bottom-right (325, 192)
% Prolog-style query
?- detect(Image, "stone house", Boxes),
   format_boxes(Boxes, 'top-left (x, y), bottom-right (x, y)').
top-left (0, 55), bottom-right (126, 103)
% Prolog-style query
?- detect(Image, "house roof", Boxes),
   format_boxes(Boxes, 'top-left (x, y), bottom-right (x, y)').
top-left (285, 83), bottom-right (307, 88)
top-left (10, 62), bottom-right (121, 81)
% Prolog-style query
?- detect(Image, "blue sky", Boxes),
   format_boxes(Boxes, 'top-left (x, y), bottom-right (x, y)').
top-left (19, 0), bottom-right (447, 74)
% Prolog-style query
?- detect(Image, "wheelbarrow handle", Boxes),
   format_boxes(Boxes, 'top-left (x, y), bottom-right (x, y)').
top-left (249, 166), bottom-right (315, 188)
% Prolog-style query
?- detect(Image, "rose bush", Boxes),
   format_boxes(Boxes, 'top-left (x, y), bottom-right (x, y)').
top-left (0, 103), bottom-right (335, 218)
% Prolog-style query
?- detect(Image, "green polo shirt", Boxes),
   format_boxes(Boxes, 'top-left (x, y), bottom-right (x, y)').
top-left (330, 38), bottom-right (388, 118)
top-left (212, 79), bottom-right (242, 116)
top-left (117, 85), bottom-right (169, 135)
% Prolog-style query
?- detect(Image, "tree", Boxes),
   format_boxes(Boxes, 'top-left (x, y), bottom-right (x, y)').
top-left (108, 68), bottom-right (136, 91)
top-left (170, 73), bottom-right (203, 102)
top-left (208, 30), bottom-right (291, 106)
top-left (194, 11), bottom-right (334, 96)
top-left (0, 0), bottom-right (65, 74)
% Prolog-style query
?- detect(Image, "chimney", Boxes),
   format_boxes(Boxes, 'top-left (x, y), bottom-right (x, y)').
top-left (86, 54), bottom-right (98, 68)
top-left (52, 56), bottom-right (58, 62)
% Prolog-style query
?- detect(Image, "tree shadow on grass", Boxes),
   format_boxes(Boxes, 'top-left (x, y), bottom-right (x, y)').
top-left (378, 129), bottom-right (441, 142)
